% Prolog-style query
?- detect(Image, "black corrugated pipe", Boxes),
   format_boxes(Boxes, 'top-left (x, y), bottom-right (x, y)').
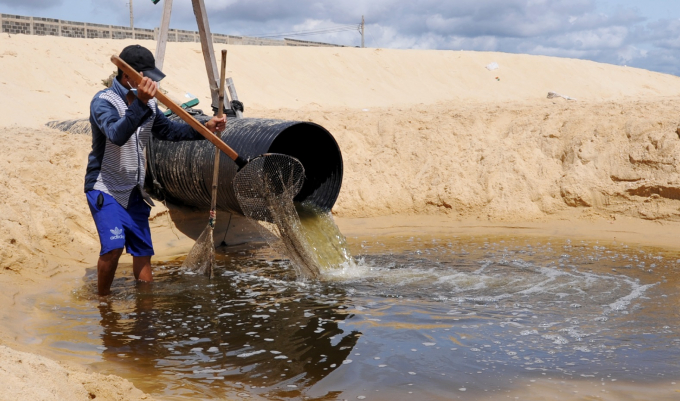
top-left (148, 117), bottom-right (343, 215)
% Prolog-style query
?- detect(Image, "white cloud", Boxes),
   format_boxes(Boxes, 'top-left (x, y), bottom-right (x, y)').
top-left (616, 45), bottom-right (646, 63)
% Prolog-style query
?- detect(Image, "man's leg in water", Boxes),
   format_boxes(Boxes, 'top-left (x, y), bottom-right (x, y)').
top-left (133, 256), bottom-right (153, 282)
top-left (98, 248), bottom-right (124, 296)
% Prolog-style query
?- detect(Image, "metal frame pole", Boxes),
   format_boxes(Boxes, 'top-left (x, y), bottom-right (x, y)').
top-left (361, 15), bottom-right (365, 48)
top-left (129, 0), bottom-right (135, 39)
top-left (192, 0), bottom-right (221, 111)
top-left (155, 0), bottom-right (173, 71)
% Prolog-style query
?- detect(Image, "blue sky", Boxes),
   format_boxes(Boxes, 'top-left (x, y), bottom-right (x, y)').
top-left (2, 0), bottom-right (680, 76)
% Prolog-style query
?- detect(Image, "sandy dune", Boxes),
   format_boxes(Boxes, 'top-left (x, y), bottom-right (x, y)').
top-left (2, 34), bottom-right (680, 126)
top-left (1, 33), bottom-right (680, 400)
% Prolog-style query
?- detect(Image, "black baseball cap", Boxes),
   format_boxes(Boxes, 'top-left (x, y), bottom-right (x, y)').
top-left (119, 44), bottom-right (166, 82)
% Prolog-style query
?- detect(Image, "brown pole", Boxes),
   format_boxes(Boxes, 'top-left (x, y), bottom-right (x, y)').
top-left (211, 49), bottom-right (228, 216)
top-left (111, 54), bottom-right (242, 163)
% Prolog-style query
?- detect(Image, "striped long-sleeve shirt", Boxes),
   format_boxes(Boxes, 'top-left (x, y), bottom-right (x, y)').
top-left (85, 78), bottom-right (205, 208)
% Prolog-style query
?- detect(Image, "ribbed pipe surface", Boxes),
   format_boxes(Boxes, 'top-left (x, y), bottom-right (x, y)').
top-left (149, 118), bottom-right (343, 215)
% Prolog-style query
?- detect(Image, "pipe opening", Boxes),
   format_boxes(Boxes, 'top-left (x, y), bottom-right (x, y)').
top-left (268, 123), bottom-right (343, 211)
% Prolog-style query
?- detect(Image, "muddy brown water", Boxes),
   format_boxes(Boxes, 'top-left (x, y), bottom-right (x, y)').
top-left (22, 234), bottom-right (680, 400)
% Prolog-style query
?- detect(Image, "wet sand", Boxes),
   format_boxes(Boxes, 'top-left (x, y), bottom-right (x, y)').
top-left (338, 215), bottom-right (680, 251)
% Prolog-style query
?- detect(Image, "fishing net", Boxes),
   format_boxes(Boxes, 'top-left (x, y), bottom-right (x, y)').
top-left (182, 145), bottom-right (221, 279)
top-left (233, 154), bottom-right (322, 279)
top-left (234, 154), bottom-right (305, 222)
top-left (181, 221), bottom-right (215, 277)
top-left (46, 119), bottom-right (92, 135)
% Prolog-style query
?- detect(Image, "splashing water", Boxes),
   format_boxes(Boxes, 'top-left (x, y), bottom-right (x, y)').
top-left (229, 150), bottom-right (352, 280)
top-left (232, 153), bottom-right (335, 280)
top-left (253, 202), bottom-right (322, 279)
top-left (295, 203), bottom-right (354, 271)
top-left (253, 202), bottom-right (354, 280)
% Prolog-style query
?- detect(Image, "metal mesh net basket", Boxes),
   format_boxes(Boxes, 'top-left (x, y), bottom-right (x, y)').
top-left (233, 153), bottom-right (305, 222)
top-left (234, 154), bottom-right (322, 279)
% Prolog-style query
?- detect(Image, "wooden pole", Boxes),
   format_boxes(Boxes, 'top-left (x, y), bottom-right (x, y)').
top-left (211, 49), bottom-right (228, 225)
top-left (155, 0), bottom-right (173, 71)
top-left (217, 50), bottom-right (227, 117)
top-left (192, 0), bottom-right (220, 110)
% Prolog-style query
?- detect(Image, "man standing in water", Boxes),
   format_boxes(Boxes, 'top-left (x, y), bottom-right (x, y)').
top-left (85, 45), bottom-right (226, 296)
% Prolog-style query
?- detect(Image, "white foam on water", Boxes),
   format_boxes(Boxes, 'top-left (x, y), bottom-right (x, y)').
top-left (321, 262), bottom-right (371, 280)
top-left (607, 282), bottom-right (657, 311)
top-left (542, 334), bottom-right (568, 345)
top-left (237, 350), bottom-right (266, 358)
top-left (332, 247), bottom-right (659, 315)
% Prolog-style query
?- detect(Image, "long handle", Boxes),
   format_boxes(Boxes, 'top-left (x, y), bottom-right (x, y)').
top-left (210, 50), bottom-right (227, 217)
top-left (111, 54), bottom-right (246, 167)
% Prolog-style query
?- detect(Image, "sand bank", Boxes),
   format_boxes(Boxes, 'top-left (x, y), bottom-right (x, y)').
top-left (2, 34), bottom-right (680, 127)
top-left (0, 345), bottom-right (152, 401)
top-left (1, 34), bottom-right (680, 399)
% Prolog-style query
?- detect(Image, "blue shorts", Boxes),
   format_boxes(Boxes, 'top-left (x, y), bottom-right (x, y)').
top-left (86, 189), bottom-right (154, 257)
